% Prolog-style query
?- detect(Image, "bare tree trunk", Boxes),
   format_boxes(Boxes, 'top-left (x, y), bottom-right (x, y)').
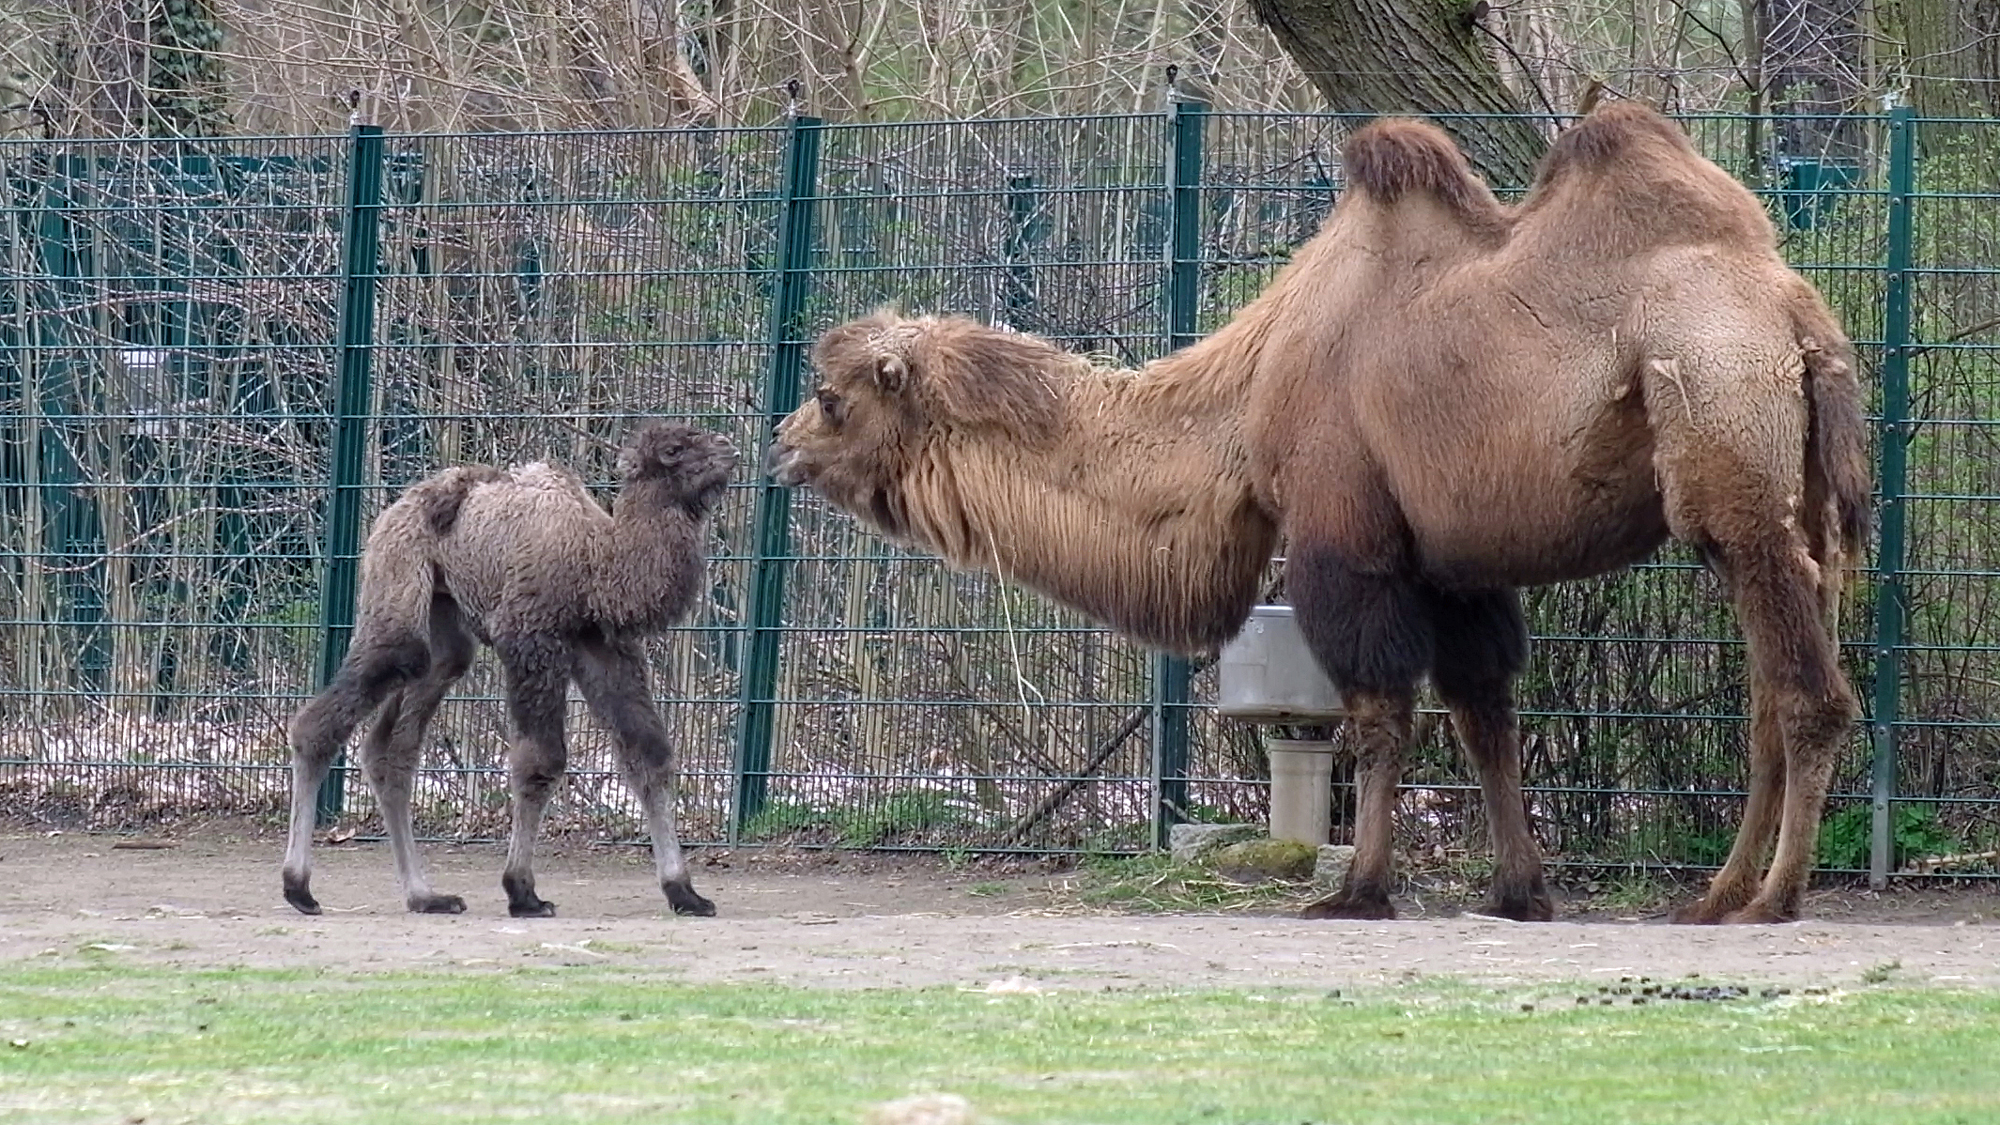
top-left (1244, 0), bottom-right (1549, 185)
top-left (1884, 0), bottom-right (2000, 117)
top-left (1762, 0), bottom-right (1867, 165)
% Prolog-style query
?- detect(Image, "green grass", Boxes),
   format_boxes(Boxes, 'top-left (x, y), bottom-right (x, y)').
top-left (3, 966), bottom-right (1997, 1124)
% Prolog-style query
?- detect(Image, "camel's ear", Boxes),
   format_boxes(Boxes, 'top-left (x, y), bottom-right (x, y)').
top-left (874, 353), bottom-right (909, 394)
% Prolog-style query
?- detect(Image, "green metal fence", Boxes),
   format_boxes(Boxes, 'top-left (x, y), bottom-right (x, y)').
top-left (3, 108), bottom-right (1997, 879)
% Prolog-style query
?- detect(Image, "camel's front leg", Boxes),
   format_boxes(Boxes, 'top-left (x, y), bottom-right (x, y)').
top-left (1301, 689), bottom-right (1410, 920)
top-left (495, 636), bottom-right (572, 918)
top-left (575, 636), bottom-right (715, 916)
top-left (1427, 586), bottom-right (1551, 921)
top-left (1284, 540), bottom-right (1429, 922)
top-left (1443, 699), bottom-right (1551, 922)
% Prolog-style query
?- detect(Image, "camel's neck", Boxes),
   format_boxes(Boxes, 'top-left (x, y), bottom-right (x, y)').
top-left (908, 362), bottom-right (1278, 654)
top-left (592, 481), bottom-right (707, 635)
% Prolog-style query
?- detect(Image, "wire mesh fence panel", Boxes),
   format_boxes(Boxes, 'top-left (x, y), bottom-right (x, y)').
top-left (1, 111), bottom-right (1996, 877)
top-left (1891, 118), bottom-right (2000, 874)
top-left (741, 115), bottom-right (1181, 852)
top-left (326, 125), bottom-right (793, 844)
top-left (1, 133), bottom-right (347, 824)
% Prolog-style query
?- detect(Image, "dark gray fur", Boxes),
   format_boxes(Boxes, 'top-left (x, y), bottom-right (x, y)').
top-left (281, 420), bottom-right (736, 919)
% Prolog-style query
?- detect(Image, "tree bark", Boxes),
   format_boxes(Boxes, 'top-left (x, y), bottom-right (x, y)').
top-left (1245, 0), bottom-right (1550, 186)
top-left (1882, 0), bottom-right (2000, 117)
top-left (1761, 0), bottom-right (1867, 165)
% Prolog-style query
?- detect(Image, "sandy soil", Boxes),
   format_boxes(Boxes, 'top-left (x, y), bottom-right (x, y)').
top-left (2, 821), bottom-right (1996, 994)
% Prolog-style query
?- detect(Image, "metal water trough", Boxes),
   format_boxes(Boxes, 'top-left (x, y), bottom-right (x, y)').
top-left (1216, 605), bottom-right (1345, 845)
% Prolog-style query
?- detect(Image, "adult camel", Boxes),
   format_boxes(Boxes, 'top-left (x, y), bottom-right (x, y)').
top-left (767, 100), bottom-right (1869, 925)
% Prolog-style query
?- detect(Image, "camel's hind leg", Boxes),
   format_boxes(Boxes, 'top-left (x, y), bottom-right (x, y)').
top-left (493, 634), bottom-right (572, 918)
top-left (1287, 545), bottom-right (1432, 921)
top-left (1642, 348), bottom-right (1859, 924)
top-left (574, 635), bottom-right (715, 916)
top-left (1682, 539), bottom-right (1855, 923)
top-left (1672, 685), bottom-right (1785, 923)
top-left (1426, 586), bottom-right (1551, 922)
top-left (361, 596), bottom-right (477, 915)
top-left (1714, 547), bottom-right (1852, 922)
top-left (281, 630), bottom-right (426, 914)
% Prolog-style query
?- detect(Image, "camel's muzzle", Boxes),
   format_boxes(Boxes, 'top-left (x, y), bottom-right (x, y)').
top-left (764, 440), bottom-right (808, 487)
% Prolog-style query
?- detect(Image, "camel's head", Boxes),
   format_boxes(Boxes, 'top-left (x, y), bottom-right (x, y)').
top-left (765, 309), bottom-right (1063, 544)
top-left (617, 419), bottom-right (738, 514)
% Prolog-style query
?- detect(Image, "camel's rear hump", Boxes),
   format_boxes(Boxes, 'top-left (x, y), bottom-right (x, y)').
top-left (1537, 101), bottom-right (1697, 176)
top-left (1525, 100), bottom-right (1773, 250)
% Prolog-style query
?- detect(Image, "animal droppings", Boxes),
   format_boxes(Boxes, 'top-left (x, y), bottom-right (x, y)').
top-left (1575, 982), bottom-right (1760, 1006)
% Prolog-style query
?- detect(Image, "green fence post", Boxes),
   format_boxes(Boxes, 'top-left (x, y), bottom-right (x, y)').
top-left (733, 114), bottom-right (823, 840)
top-left (1868, 104), bottom-right (1916, 890)
top-left (312, 122), bottom-right (386, 826)
top-left (1152, 98), bottom-right (1207, 849)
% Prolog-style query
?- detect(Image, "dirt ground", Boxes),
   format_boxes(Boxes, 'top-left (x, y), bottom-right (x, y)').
top-left (3, 820), bottom-right (1996, 993)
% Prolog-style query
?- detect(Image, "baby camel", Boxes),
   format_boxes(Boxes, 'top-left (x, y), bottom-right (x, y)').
top-left (282, 419), bottom-right (736, 918)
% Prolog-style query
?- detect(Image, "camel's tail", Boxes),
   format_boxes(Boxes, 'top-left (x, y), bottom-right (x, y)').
top-left (1795, 305), bottom-right (1872, 568)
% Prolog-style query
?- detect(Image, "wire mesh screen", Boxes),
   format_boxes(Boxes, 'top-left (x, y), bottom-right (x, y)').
top-left (1, 134), bottom-right (345, 822)
top-left (753, 115), bottom-right (1179, 851)
top-left (2, 111), bottom-right (1995, 876)
top-left (323, 125), bottom-right (791, 843)
top-left (1897, 118), bottom-right (2000, 869)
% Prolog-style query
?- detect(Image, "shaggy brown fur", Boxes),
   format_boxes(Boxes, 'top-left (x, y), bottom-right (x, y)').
top-left (769, 99), bottom-right (1869, 926)
top-left (283, 420), bottom-right (736, 919)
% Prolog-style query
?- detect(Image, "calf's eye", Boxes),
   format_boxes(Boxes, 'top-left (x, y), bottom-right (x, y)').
top-left (816, 386), bottom-right (844, 425)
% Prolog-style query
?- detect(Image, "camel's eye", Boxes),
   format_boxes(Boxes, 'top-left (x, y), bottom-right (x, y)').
top-left (816, 385), bottom-right (844, 426)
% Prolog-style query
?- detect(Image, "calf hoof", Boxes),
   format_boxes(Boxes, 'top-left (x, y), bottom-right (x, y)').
top-left (408, 892), bottom-right (467, 915)
top-left (1300, 891), bottom-right (1396, 921)
top-left (282, 873), bottom-right (322, 916)
top-left (509, 898), bottom-right (557, 918)
top-left (664, 880), bottom-right (717, 917)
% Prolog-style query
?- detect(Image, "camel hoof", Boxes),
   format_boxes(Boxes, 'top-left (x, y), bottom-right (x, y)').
top-left (282, 876), bottom-right (322, 916)
top-left (1478, 892), bottom-right (1555, 923)
top-left (1300, 893), bottom-right (1396, 921)
top-left (509, 898), bottom-right (557, 918)
top-left (409, 893), bottom-right (467, 915)
top-left (665, 881), bottom-right (716, 917)
top-left (1669, 900), bottom-right (1731, 925)
top-left (1719, 903), bottom-right (1796, 925)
